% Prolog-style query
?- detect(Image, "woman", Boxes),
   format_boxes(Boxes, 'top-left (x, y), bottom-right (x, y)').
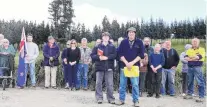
top-left (67, 39), bottom-right (80, 90)
top-left (61, 40), bottom-right (70, 89)
top-left (0, 39), bottom-right (15, 56)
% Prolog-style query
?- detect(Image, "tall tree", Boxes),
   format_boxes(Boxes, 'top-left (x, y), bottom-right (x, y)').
top-left (102, 15), bottom-right (111, 32)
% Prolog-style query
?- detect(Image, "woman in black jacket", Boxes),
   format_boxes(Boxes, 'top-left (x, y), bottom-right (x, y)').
top-left (67, 39), bottom-right (80, 90)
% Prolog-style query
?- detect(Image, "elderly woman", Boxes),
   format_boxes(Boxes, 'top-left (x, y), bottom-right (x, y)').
top-left (0, 39), bottom-right (16, 56)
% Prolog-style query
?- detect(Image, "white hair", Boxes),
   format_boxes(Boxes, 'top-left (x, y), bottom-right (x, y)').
top-left (143, 37), bottom-right (151, 41)
top-left (154, 43), bottom-right (161, 48)
top-left (81, 38), bottom-right (87, 42)
top-left (2, 39), bottom-right (9, 44)
top-left (0, 34), bottom-right (4, 39)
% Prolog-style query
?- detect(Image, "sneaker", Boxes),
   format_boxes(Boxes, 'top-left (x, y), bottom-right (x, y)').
top-left (183, 95), bottom-right (193, 99)
top-left (83, 87), bottom-right (88, 91)
top-left (108, 100), bottom-right (115, 104)
top-left (147, 94), bottom-right (153, 97)
top-left (134, 102), bottom-right (139, 107)
top-left (155, 94), bottom-right (161, 98)
top-left (75, 88), bottom-right (80, 90)
top-left (65, 84), bottom-right (69, 89)
top-left (97, 100), bottom-right (103, 104)
top-left (71, 87), bottom-right (75, 91)
top-left (195, 98), bottom-right (204, 102)
top-left (52, 86), bottom-right (57, 89)
top-left (115, 100), bottom-right (125, 105)
top-left (181, 93), bottom-right (186, 97)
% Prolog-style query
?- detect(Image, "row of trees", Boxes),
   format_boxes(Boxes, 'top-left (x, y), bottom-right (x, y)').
top-left (0, 16), bottom-right (205, 44)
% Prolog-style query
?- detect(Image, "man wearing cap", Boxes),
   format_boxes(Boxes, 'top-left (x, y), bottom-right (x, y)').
top-left (24, 34), bottom-right (39, 88)
top-left (117, 27), bottom-right (144, 107)
top-left (91, 32), bottom-right (116, 104)
top-left (43, 36), bottom-right (60, 89)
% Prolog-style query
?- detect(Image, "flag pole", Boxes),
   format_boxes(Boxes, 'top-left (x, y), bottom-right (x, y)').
top-left (22, 27), bottom-right (28, 54)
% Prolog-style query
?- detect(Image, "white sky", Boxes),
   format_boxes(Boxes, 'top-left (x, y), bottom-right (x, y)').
top-left (0, 0), bottom-right (205, 30)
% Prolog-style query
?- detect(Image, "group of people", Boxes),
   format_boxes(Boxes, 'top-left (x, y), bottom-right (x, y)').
top-left (0, 26), bottom-right (205, 107)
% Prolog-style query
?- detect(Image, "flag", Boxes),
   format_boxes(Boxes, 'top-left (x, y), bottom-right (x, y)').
top-left (16, 27), bottom-right (27, 87)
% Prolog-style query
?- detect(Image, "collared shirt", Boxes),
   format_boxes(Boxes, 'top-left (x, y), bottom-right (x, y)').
top-left (185, 47), bottom-right (205, 66)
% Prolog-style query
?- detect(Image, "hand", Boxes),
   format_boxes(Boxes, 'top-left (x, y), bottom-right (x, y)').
top-left (126, 62), bottom-right (133, 70)
top-left (184, 57), bottom-right (192, 61)
top-left (49, 57), bottom-right (54, 61)
top-left (140, 62), bottom-right (143, 67)
top-left (102, 56), bottom-right (108, 60)
top-left (171, 66), bottom-right (176, 70)
top-left (63, 58), bottom-right (67, 63)
top-left (2, 52), bottom-right (9, 55)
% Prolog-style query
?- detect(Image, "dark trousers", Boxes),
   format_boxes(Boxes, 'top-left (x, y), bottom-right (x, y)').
top-left (63, 65), bottom-right (69, 84)
top-left (149, 71), bottom-right (162, 95)
top-left (182, 72), bottom-right (188, 93)
top-left (68, 64), bottom-right (78, 88)
top-left (139, 72), bottom-right (147, 92)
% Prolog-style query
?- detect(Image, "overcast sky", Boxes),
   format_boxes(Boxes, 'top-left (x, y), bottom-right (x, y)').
top-left (0, 0), bottom-right (205, 29)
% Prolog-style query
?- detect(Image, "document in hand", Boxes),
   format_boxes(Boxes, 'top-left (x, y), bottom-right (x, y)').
top-left (124, 66), bottom-right (139, 77)
top-left (97, 48), bottom-right (103, 56)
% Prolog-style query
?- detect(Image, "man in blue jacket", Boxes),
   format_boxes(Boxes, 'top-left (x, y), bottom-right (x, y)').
top-left (91, 32), bottom-right (116, 104)
top-left (116, 27), bottom-right (144, 107)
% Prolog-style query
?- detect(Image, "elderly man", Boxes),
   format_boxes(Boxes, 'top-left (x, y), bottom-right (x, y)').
top-left (77, 38), bottom-right (92, 90)
top-left (161, 40), bottom-right (179, 96)
top-left (184, 38), bottom-right (205, 102)
top-left (117, 27), bottom-right (144, 107)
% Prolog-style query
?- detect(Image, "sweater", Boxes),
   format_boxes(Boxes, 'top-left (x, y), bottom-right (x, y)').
top-left (25, 42), bottom-right (39, 63)
top-left (118, 38), bottom-right (145, 68)
top-left (67, 48), bottom-right (81, 64)
top-left (180, 52), bottom-right (188, 73)
top-left (149, 53), bottom-right (165, 72)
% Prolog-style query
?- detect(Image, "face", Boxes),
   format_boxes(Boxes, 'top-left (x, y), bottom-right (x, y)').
top-left (154, 44), bottom-right (161, 52)
top-left (3, 40), bottom-right (9, 47)
top-left (143, 38), bottom-right (150, 46)
top-left (102, 35), bottom-right (109, 42)
top-left (165, 41), bottom-right (171, 49)
top-left (71, 41), bottom-right (76, 47)
top-left (66, 41), bottom-right (70, 48)
top-left (128, 31), bottom-right (136, 41)
top-left (81, 40), bottom-right (87, 46)
top-left (192, 39), bottom-right (199, 48)
top-left (49, 38), bottom-right (55, 44)
top-left (27, 36), bottom-right (33, 42)
top-left (96, 39), bottom-right (101, 45)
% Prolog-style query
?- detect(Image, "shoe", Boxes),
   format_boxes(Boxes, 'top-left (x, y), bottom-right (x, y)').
top-left (97, 100), bottom-right (103, 104)
top-left (183, 95), bottom-right (193, 99)
top-left (52, 86), bottom-right (57, 89)
top-left (134, 102), bottom-right (139, 107)
top-left (64, 84), bottom-right (69, 89)
top-left (147, 94), bottom-right (153, 97)
top-left (71, 87), bottom-right (75, 91)
top-left (155, 94), bottom-right (161, 98)
top-left (195, 98), bottom-right (204, 102)
top-left (108, 100), bottom-right (115, 104)
top-left (83, 87), bottom-right (88, 91)
top-left (139, 92), bottom-right (143, 97)
top-left (75, 88), bottom-right (80, 90)
top-left (115, 100), bottom-right (125, 105)
top-left (17, 86), bottom-right (24, 89)
top-left (170, 94), bottom-right (175, 97)
top-left (45, 87), bottom-right (49, 89)
top-left (181, 93), bottom-right (186, 97)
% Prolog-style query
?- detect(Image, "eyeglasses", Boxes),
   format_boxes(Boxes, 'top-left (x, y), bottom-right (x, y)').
top-left (66, 44), bottom-right (70, 45)
top-left (71, 43), bottom-right (75, 44)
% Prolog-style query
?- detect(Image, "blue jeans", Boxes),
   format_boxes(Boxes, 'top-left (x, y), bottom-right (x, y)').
top-left (77, 64), bottom-right (89, 88)
top-left (187, 66), bottom-right (205, 98)
top-left (63, 64), bottom-right (69, 84)
top-left (161, 69), bottom-right (175, 95)
top-left (119, 69), bottom-right (139, 103)
top-left (25, 62), bottom-right (36, 85)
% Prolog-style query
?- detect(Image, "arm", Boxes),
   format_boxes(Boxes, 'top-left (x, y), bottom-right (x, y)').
top-left (173, 49), bottom-right (180, 67)
top-left (31, 44), bottom-right (39, 60)
top-left (90, 46), bottom-right (100, 61)
top-left (88, 48), bottom-right (92, 63)
top-left (43, 44), bottom-right (50, 58)
top-left (142, 54), bottom-right (148, 65)
top-left (53, 45), bottom-right (60, 59)
top-left (106, 46), bottom-right (117, 60)
top-left (197, 48), bottom-right (205, 61)
top-left (156, 53), bottom-right (165, 69)
top-left (131, 40), bottom-right (145, 65)
top-left (76, 48), bottom-right (81, 63)
top-left (180, 52), bottom-right (188, 64)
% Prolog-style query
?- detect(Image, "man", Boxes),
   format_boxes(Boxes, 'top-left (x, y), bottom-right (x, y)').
top-left (161, 40), bottom-right (179, 96)
top-left (116, 27), bottom-right (144, 107)
top-left (91, 32), bottom-right (116, 104)
top-left (143, 37), bottom-right (154, 96)
top-left (43, 36), bottom-right (60, 89)
top-left (77, 38), bottom-right (92, 90)
top-left (184, 38), bottom-right (205, 102)
top-left (25, 34), bottom-right (39, 87)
